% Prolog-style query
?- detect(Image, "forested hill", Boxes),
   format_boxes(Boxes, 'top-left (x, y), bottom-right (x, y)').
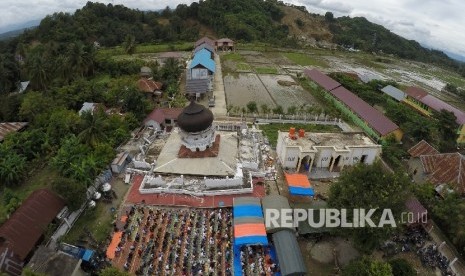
top-left (1, 0), bottom-right (465, 93)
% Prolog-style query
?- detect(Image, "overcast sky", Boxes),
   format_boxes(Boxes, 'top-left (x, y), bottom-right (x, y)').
top-left (1, 0), bottom-right (464, 57)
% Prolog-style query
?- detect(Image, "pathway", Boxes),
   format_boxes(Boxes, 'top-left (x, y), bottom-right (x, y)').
top-left (210, 53), bottom-right (227, 116)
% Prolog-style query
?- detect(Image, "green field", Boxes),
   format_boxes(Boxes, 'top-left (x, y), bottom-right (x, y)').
top-left (255, 67), bottom-right (278, 74)
top-left (222, 52), bottom-right (246, 62)
top-left (237, 63), bottom-right (252, 71)
top-left (283, 52), bottom-right (329, 67)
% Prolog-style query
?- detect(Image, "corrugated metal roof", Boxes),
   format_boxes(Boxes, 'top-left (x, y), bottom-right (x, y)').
top-left (262, 195), bottom-right (293, 233)
top-left (194, 43), bottom-right (214, 54)
top-left (381, 85), bottom-right (406, 101)
top-left (195, 36), bottom-right (215, 48)
top-left (193, 48), bottom-right (213, 60)
top-left (329, 86), bottom-right (399, 136)
top-left (272, 229), bottom-right (307, 276)
top-left (405, 87), bottom-right (465, 124)
top-left (0, 122), bottom-right (28, 141)
top-left (137, 78), bottom-right (162, 93)
top-left (420, 153), bottom-right (465, 195)
top-left (0, 189), bottom-right (65, 261)
top-left (186, 79), bottom-right (210, 94)
top-left (190, 50), bottom-right (216, 73)
top-left (408, 140), bottom-right (439, 157)
top-left (304, 69), bottom-right (341, 91)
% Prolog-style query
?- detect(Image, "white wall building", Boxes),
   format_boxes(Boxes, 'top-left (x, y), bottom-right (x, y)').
top-left (276, 130), bottom-right (382, 175)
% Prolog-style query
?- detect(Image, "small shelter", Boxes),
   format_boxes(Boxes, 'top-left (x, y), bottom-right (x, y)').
top-left (285, 173), bottom-right (314, 196)
top-left (216, 38), bottom-right (235, 51)
top-left (272, 229), bottom-right (307, 276)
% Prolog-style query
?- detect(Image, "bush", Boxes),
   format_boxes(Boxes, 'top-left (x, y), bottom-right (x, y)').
top-left (388, 259), bottom-right (415, 276)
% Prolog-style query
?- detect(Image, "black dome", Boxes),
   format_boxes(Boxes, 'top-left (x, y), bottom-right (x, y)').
top-left (177, 101), bottom-right (214, 132)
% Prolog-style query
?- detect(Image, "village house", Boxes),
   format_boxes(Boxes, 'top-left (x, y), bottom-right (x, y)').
top-left (0, 189), bottom-right (65, 276)
top-left (188, 48), bottom-right (215, 80)
top-left (408, 140), bottom-right (465, 196)
top-left (143, 107), bottom-right (183, 132)
top-left (215, 38), bottom-right (235, 51)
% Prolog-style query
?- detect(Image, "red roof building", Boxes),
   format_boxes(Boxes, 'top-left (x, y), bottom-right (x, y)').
top-left (408, 140), bottom-right (440, 157)
top-left (143, 108), bottom-right (183, 131)
top-left (305, 69), bottom-right (401, 141)
top-left (420, 153), bottom-right (465, 195)
top-left (137, 78), bottom-right (163, 94)
top-left (304, 69), bottom-right (341, 91)
top-left (404, 86), bottom-right (465, 124)
top-left (0, 189), bottom-right (65, 265)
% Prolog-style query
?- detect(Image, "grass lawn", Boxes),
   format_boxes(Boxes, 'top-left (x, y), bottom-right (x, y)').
top-left (283, 52), bottom-right (329, 68)
top-left (0, 166), bottom-right (59, 224)
top-left (237, 62), bottom-right (252, 71)
top-left (62, 202), bottom-right (115, 246)
top-left (259, 123), bottom-right (340, 147)
top-left (255, 67), bottom-right (278, 74)
top-left (221, 52), bottom-right (246, 62)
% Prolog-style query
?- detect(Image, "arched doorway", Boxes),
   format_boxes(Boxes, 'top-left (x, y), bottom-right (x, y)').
top-left (299, 155), bottom-right (312, 172)
top-left (330, 155), bottom-right (342, 172)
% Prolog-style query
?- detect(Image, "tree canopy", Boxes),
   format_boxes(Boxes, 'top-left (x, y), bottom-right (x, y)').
top-left (343, 256), bottom-right (392, 276)
top-left (328, 162), bottom-right (410, 253)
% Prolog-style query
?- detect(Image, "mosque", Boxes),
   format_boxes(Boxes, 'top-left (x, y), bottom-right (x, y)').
top-left (138, 100), bottom-right (268, 195)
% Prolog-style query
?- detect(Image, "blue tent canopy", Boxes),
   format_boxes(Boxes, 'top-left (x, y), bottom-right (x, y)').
top-left (233, 205), bottom-right (263, 218)
top-left (289, 187), bottom-right (315, 196)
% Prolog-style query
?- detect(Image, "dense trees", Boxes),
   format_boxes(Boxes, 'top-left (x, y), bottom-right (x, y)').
top-left (343, 257), bottom-right (392, 276)
top-left (0, 53), bottom-right (20, 93)
top-left (388, 259), bottom-right (415, 276)
top-left (328, 162), bottom-right (409, 253)
top-left (0, 144), bottom-right (27, 186)
top-left (414, 183), bottom-right (465, 255)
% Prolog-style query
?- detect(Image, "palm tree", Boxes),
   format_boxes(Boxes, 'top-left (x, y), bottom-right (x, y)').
top-left (25, 47), bottom-right (50, 90)
top-left (123, 35), bottom-right (136, 55)
top-left (78, 110), bottom-right (108, 148)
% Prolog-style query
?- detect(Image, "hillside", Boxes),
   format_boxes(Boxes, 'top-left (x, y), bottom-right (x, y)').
top-left (1, 0), bottom-right (465, 95)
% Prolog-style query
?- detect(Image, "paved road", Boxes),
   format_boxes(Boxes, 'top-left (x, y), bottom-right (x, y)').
top-left (210, 53), bottom-right (227, 116)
